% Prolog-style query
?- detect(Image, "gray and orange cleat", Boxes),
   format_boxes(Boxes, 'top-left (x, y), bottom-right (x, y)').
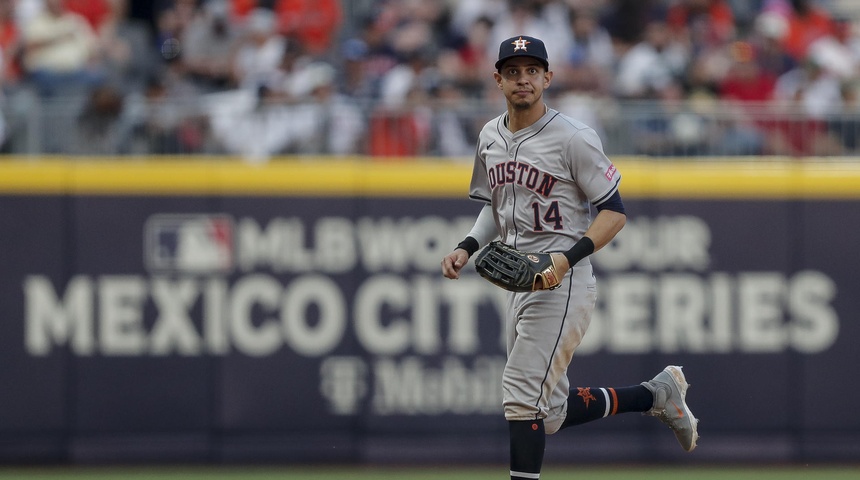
top-left (642, 365), bottom-right (699, 452)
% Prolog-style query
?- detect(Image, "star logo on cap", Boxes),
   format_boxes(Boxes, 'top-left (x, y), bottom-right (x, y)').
top-left (511, 36), bottom-right (530, 52)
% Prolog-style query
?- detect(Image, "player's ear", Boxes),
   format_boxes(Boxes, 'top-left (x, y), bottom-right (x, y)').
top-left (544, 70), bottom-right (553, 88)
top-left (493, 71), bottom-right (503, 88)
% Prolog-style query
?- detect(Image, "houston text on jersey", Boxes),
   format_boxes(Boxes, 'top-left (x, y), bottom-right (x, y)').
top-left (488, 160), bottom-right (559, 197)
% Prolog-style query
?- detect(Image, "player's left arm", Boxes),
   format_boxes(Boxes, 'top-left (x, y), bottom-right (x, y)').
top-left (551, 126), bottom-right (627, 275)
top-left (551, 195), bottom-right (626, 274)
top-left (583, 206), bottom-right (627, 251)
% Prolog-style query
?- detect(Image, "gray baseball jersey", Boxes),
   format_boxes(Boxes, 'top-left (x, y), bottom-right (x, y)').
top-left (469, 108), bottom-right (620, 258)
top-left (468, 107), bottom-right (621, 432)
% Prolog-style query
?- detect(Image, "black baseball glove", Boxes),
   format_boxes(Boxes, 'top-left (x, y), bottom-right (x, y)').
top-left (474, 241), bottom-right (562, 292)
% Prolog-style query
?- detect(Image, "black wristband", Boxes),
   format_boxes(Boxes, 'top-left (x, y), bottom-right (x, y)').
top-left (563, 236), bottom-right (595, 267)
top-left (456, 236), bottom-right (480, 257)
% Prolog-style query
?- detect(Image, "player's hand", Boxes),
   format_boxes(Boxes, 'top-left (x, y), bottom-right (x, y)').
top-left (547, 253), bottom-right (570, 285)
top-left (441, 248), bottom-right (470, 279)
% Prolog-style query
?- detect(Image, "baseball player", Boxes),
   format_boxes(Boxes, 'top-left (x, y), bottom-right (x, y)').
top-left (441, 35), bottom-right (698, 479)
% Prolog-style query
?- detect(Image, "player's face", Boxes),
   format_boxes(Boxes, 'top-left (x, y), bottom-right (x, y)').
top-left (494, 57), bottom-right (552, 110)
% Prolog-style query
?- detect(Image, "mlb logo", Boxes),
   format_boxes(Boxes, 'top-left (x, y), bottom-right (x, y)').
top-left (144, 214), bottom-right (234, 273)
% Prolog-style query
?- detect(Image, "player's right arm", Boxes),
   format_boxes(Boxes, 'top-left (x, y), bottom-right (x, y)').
top-left (441, 249), bottom-right (470, 279)
top-left (444, 125), bottom-right (500, 280)
top-left (443, 203), bottom-right (498, 279)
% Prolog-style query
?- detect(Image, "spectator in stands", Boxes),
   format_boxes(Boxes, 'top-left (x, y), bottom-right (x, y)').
top-left (378, 42), bottom-right (437, 107)
top-left (727, 0), bottom-right (766, 33)
top-left (337, 10), bottom-right (402, 98)
top-left (777, 0), bottom-right (836, 62)
top-left (666, 0), bottom-right (736, 52)
top-left (207, 84), bottom-right (299, 162)
top-left (387, 4), bottom-right (447, 62)
top-left (533, 0), bottom-right (576, 52)
top-left (612, 19), bottom-right (685, 99)
top-left (98, 0), bottom-right (159, 95)
top-left (750, 10), bottom-right (797, 77)
top-left (553, 6), bottom-right (614, 95)
top-left (449, 0), bottom-right (507, 39)
top-left (229, 0), bottom-right (258, 19)
top-left (828, 80), bottom-right (860, 153)
top-left (446, 15), bottom-right (495, 98)
top-left (0, 0), bottom-right (20, 87)
top-left (14, 0), bottom-right (43, 27)
top-left (64, 0), bottom-right (111, 32)
top-left (153, 0), bottom-right (199, 62)
top-left (628, 80), bottom-right (711, 156)
top-left (769, 45), bottom-right (846, 155)
top-left (775, 42), bottom-right (848, 119)
top-left (488, 0), bottom-right (570, 70)
top-left (830, 14), bottom-right (860, 69)
top-left (823, 15), bottom-right (860, 152)
top-left (632, 79), bottom-right (762, 157)
top-left (339, 36), bottom-right (372, 98)
top-left (126, 75), bottom-right (208, 154)
top-left (568, 6), bottom-right (614, 72)
top-left (20, 0), bottom-right (104, 97)
top-left (124, 0), bottom-right (208, 156)
top-left (553, 60), bottom-right (614, 143)
top-left (273, 0), bottom-right (342, 57)
top-left (230, 8), bottom-right (288, 91)
top-left (74, 82), bottom-right (129, 154)
top-left (181, 0), bottom-right (239, 92)
top-left (427, 77), bottom-right (479, 158)
top-left (719, 40), bottom-right (777, 102)
top-left (368, 85), bottom-right (432, 157)
top-left (3, 0), bottom-right (860, 158)
top-left (0, 0), bottom-right (20, 150)
top-left (268, 38), bottom-right (312, 95)
top-left (154, 3), bottom-right (182, 63)
top-left (602, 0), bottom-right (665, 46)
top-left (170, 0), bottom-right (199, 35)
top-left (370, 46), bottom-right (435, 156)
top-left (284, 61), bottom-right (365, 155)
top-left (714, 41), bottom-right (775, 154)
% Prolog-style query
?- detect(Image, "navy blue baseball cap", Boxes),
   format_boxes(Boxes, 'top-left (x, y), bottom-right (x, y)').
top-left (495, 35), bottom-right (549, 71)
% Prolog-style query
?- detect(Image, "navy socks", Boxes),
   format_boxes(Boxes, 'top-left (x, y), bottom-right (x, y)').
top-left (509, 419), bottom-right (545, 479)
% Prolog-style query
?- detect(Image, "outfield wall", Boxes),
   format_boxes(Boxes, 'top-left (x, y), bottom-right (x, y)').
top-left (1, 157), bottom-right (859, 465)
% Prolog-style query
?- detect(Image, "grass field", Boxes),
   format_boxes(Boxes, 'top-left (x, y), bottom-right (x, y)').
top-left (0, 466), bottom-right (858, 480)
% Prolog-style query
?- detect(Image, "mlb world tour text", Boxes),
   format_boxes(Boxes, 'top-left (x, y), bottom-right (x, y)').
top-left (24, 215), bottom-right (838, 358)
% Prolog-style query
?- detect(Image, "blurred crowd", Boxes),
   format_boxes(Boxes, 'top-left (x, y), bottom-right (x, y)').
top-left (1, 0), bottom-right (860, 159)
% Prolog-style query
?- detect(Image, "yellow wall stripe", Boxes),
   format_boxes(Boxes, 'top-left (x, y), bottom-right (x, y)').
top-left (1, 156), bottom-right (859, 199)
